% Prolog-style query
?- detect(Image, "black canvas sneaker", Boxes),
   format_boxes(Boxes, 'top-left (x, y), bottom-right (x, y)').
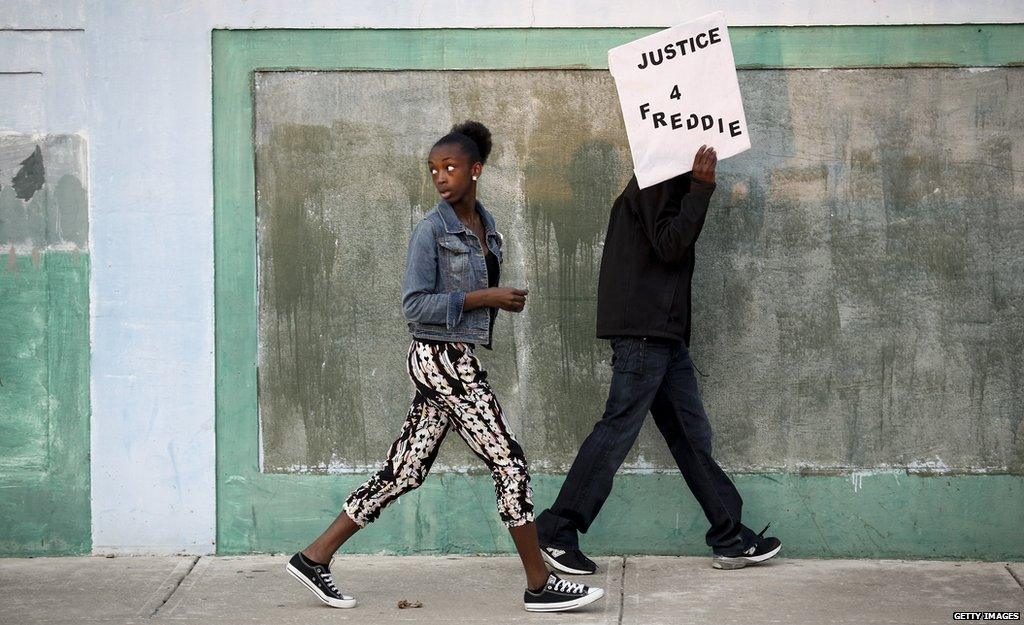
top-left (541, 545), bottom-right (598, 575)
top-left (285, 552), bottom-right (357, 608)
top-left (523, 572), bottom-right (604, 612)
top-left (712, 523), bottom-right (782, 570)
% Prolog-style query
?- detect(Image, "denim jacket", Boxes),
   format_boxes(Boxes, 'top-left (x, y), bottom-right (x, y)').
top-left (402, 199), bottom-right (504, 346)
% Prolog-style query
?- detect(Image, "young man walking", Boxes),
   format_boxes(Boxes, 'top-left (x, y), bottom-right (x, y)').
top-left (536, 146), bottom-right (781, 574)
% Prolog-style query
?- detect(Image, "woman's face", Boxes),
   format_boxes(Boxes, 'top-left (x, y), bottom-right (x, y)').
top-left (428, 143), bottom-right (481, 205)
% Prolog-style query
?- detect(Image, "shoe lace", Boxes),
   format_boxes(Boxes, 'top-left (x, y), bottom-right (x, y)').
top-left (318, 569), bottom-right (341, 595)
top-left (757, 522), bottom-right (771, 540)
top-left (549, 575), bottom-right (585, 595)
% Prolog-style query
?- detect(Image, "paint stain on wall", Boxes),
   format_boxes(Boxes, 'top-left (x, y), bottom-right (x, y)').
top-left (0, 136), bottom-right (89, 251)
top-left (11, 145), bottom-right (45, 200)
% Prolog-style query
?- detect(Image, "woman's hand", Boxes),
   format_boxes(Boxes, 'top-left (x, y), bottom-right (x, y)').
top-left (692, 144), bottom-right (717, 184)
top-left (479, 286), bottom-right (528, 309)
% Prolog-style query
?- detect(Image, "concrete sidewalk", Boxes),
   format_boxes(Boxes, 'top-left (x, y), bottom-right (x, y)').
top-left (1, 554), bottom-right (1021, 625)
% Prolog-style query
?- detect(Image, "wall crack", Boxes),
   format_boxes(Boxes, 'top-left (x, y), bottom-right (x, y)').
top-left (149, 556), bottom-right (200, 618)
top-left (1006, 564), bottom-right (1024, 590)
top-left (617, 555), bottom-right (627, 625)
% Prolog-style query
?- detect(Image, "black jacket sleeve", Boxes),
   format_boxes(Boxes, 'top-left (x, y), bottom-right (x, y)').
top-left (627, 173), bottom-right (716, 264)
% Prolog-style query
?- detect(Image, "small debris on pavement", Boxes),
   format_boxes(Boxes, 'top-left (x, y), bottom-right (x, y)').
top-left (397, 600), bottom-right (423, 609)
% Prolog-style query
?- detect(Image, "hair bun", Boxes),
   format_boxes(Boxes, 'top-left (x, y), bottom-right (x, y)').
top-left (450, 120), bottom-right (492, 164)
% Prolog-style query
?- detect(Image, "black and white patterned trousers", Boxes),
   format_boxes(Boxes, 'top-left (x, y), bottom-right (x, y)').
top-left (344, 339), bottom-right (534, 528)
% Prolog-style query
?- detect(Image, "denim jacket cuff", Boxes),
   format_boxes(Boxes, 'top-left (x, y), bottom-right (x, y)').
top-left (446, 291), bottom-right (467, 329)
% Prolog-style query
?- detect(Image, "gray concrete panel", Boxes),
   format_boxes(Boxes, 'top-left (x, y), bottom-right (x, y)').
top-left (0, 134), bottom-right (88, 248)
top-left (2, 555), bottom-right (1020, 624)
top-left (254, 69), bottom-right (1024, 475)
top-left (622, 555), bottom-right (1024, 625)
top-left (153, 554), bottom-right (621, 624)
top-left (0, 555), bottom-right (196, 623)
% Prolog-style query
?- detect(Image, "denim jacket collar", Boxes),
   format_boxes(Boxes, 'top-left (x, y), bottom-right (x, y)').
top-left (436, 199), bottom-right (497, 236)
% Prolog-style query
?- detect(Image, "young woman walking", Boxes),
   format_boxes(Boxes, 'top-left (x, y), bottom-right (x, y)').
top-left (286, 121), bottom-right (605, 613)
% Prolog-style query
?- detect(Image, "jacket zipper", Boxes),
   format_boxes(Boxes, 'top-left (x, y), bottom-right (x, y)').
top-left (666, 271), bottom-right (682, 326)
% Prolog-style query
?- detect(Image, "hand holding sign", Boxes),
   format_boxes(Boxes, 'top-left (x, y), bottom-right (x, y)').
top-left (608, 11), bottom-right (749, 189)
top-left (692, 145), bottom-right (717, 184)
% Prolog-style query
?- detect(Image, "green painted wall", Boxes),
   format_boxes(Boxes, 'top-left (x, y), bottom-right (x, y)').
top-left (0, 253), bottom-right (91, 556)
top-left (0, 135), bottom-right (91, 556)
top-left (215, 27), bottom-right (1024, 560)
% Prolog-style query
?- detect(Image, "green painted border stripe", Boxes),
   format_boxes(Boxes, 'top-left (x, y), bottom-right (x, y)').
top-left (222, 472), bottom-right (1024, 560)
top-left (213, 27), bottom-right (1024, 558)
top-left (215, 26), bottom-right (1024, 70)
top-left (733, 24), bottom-right (1024, 68)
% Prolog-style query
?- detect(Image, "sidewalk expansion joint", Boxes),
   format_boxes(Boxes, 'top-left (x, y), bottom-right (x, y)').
top-left (149, 555), bottom-right (200, 618)
top-left (1007, 563), bottom-right (1024, 590)
top-left (617, 555), bottom-right (627, 625)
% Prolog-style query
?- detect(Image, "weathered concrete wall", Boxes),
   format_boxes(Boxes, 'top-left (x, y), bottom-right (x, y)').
top-left (61, 5), bottom-right (1024, 558)
top-left (0, 135), bottom-right (90, 555)
top-left (693, 69), bottom-right (1024, 473)
top-left (254, 70), bottom-right (631, 473)
top-left (254, 68), bottom-right (1024, 477)
top-left (6, 0), bottom-right (1024, 556)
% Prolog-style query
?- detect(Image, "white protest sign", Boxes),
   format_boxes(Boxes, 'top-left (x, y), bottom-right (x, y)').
top-left (608, 12), bottom-right (750, 189)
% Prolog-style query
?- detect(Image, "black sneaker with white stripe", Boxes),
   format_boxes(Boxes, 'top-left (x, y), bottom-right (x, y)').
top-left (523, 572), bottom-right (604, 612)
top-left (541, 545), bottom-right (598, 575)
top-left (285, 552), bottom-right (357, 608)
top-left (712, 523), bottom-right (782, 570)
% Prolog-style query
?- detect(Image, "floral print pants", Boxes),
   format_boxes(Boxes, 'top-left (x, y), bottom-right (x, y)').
top-left (344, 339), bottom-right (534, 528)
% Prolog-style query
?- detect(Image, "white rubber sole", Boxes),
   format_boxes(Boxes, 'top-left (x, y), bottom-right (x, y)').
top-left (712, 543), bottom-right (782, 570)
top-left (285, 563), bottom-right (358, 608)
top-left (541, 550), bottom-right (596, 576)
top-left (525, 587), bottom-right (605, 612)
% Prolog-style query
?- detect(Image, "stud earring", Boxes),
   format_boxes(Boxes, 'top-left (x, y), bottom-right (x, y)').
top-left (472, 176), bottom-right (478, 181)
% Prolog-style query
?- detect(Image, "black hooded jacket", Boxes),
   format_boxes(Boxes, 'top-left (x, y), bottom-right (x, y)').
top-left (596, 172), bottom-right (716, 345)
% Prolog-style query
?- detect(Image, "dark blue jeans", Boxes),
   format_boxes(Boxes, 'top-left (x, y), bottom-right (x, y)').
top-left (536, 336), bottom-right (756, 556)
